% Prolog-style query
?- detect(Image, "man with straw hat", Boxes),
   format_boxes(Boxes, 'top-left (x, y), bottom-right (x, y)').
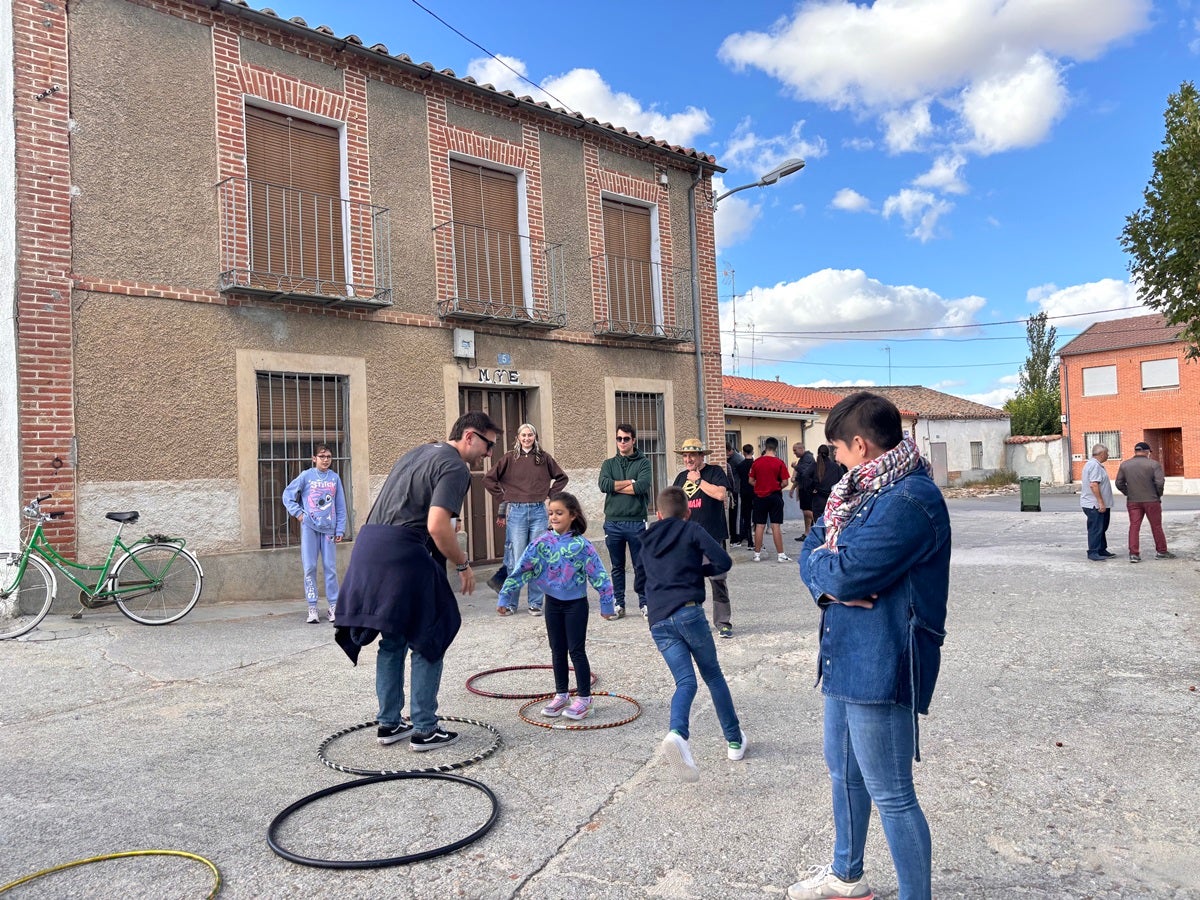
top-left (672, 437), bottom-right (736, 639)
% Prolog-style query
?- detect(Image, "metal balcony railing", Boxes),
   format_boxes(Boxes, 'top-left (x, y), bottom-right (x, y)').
top-left (433, 220), bottom-right (566, 329)
top-left (593, 255), bottom-right (694, 343)
top-left (217, 177), bottom-right (392, 309)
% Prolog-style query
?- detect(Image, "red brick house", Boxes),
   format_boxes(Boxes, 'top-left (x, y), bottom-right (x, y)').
top-left (5, 0), bottom-right (726, 597)
top-left (1058, 313), bottom-right (1197, 491)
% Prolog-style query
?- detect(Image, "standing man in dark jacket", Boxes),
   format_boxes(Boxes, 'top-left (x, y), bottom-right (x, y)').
top-left (790, 442), bottom-right (816, 540)
top-left (598, 423), bottom-right (653, 618)
top-left (736, 444), bottom-right (755, 551)
top-left (725, 442), bottom-right (745, 545)
top-left (335, 411), bottom-right (499, 752)
top-left (673, 438), bottom-right (736, 638)
top-left (1115, 441), bottom-right (1175, 563)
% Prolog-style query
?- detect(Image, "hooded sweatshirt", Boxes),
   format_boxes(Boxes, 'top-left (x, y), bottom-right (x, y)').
top-left (634, 516), bottom-right (732, 627)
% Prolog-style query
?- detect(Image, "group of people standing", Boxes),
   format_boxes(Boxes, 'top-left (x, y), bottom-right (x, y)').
top-left (281, 392), bottom-right (953, 900)
top-left (1080, 440), bottom-right (1177, 563)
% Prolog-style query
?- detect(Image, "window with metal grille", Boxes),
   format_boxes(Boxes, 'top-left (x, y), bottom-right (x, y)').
top-left (245, 106), bottom-right (346, 295)
top-left (615, 391), bottom-right (666, 513)
top-left (450, 161), bottom-right (524, 308)
top-left (1084, 430), bottom-right (1121, 460)
top-left (257, 372), bottom-right (353, 548)
top-left (970, 441), bottom-right (983, 469)
top-left (603, 199), bottom-right (657, 328)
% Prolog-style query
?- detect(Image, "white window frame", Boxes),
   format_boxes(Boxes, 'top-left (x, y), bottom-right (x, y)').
top-left (1140, 358), bottom-right (1179, 390)
top-left (1081, 365), bottom-right (1117, 397)
top-left (1084, 430), bottom-right (1121, 460)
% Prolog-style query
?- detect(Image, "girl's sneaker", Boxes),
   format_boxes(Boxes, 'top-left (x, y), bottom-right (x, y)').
top-left (305, 607), bottom-right (319, 624)
top-left (728, 729), bottom-right (748, 761)
top-left (541, 694), bottom-right (571, 717)
top-left (787, 863), bottom-right (873, 899)
top-left (562, 696), bottom-right (593, 720)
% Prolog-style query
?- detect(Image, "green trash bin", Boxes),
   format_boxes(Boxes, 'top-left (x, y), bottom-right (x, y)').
top-left (1019, 476), bottom-right (1041, 512)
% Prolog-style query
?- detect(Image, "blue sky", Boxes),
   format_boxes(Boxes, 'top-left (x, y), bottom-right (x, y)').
top-left (280, 0), bottom-right (1196, 406)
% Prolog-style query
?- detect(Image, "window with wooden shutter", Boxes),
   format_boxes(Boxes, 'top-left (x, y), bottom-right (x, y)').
top-left (603, 199), bottom-right (656, 328)
top-left (449, 161), bottom-right (523, 309)
top-left (244, 106), bottom-right (346, 294)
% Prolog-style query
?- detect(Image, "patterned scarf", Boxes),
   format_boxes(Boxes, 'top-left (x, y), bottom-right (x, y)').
top-left (822, 437), bottom-right (930, 552)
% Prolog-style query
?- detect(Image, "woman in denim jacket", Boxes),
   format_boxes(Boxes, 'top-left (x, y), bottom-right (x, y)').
top-left (791, 392), bottom-right (951, 900)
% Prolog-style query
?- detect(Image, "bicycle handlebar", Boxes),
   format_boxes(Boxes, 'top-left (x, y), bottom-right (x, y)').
top-left (48, 511), bottom-right (66, 519)
top-left (36, 494), bottom-right (51, 503)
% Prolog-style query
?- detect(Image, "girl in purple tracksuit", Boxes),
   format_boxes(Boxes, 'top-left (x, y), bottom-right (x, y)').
top-left (282, 444), bottom-right (347, 623)
top-left (497, 492), bottom-right (614, 721)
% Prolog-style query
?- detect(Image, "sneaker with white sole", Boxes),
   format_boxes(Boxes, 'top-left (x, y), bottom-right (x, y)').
top-left (777, 553), bottom-right (791, 563)
top-left (541, 694), bottom-right (570, 717)
top-left (409, 728), bottom-right (460, 752)
top-left (611, 606), bottom-right (626, 620)
top-left (787, 863), bottom-right (873, 899)
top-left (327, 607), bottom-right (336, 623)
top-left (727, 729), bottom-right (748, 761)
top-left (753, 552), bottom-right (762, 562)
top-left (305, 607), bottom-right (319, 624)
top-left (662, 731), bottom-right (699, 782)
top-left (641, 606), bottom-right (649, 619)
top-left (377, 718), bottom-right (414, 745)
top-left (562, 696), bottom-right (593, 720)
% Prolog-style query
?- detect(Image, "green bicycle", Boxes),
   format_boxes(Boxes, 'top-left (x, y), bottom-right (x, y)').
top-left (0, 495), bottom-right (204, 639)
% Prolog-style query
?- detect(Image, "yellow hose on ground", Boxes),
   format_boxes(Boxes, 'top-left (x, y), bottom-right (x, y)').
top-left (0, 849), bottom-right (221, 898)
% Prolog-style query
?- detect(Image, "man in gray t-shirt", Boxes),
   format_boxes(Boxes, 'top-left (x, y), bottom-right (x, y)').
top-left (1080, 444), bottom-right (1114, 561)
top-left (338, 411), bottom-right (499, 752)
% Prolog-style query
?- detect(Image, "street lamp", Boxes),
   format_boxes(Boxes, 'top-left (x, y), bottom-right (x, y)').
top-left (712, 158), bottom-right (806, 208)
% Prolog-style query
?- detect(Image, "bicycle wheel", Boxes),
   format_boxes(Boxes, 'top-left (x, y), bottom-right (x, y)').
top-left (112, 543), bottom-right (202, 625)
top-left (0, 553), bottom-right (55, 640)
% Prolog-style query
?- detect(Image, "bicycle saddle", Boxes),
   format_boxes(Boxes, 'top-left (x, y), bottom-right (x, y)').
top-left (105, 511), bottom-right (140, 523)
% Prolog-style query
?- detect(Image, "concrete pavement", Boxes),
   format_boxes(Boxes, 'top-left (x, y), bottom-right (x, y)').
top-left (1, 497), bottom-right (1198, 898)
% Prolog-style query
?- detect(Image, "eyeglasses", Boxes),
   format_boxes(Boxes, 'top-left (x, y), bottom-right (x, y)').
top-left (615, 435), bottom-right (634, 443)
top-left (467, 430), bottom-right (496, 452)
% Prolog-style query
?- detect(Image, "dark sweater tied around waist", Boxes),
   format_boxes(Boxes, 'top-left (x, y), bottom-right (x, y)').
top-left (333, 524), bottom-right (461, 665)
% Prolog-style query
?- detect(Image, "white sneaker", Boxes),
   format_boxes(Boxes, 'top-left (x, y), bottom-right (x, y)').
top-left (727, 730), bottom-right (748, 761)
top-left (753, 552), bottom-right (762, 562)
top-left (662, 731), bottom-right (699, 783)
top-left (777, 553), bottom-right (791, 563)
top-left (305, 608), bottom-right (319, 624)
top-left (787, 863), bottom-right (873, 899)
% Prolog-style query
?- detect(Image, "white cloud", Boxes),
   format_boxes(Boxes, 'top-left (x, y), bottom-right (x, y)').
top-left (803, 378), bottom-right (876, 388)
top-left (912, 153), bottom-right (968, 194)
top-left (957, 385), bottom-right (1016, 408)
top-left (718, 1), bottom-right (1150, 158)
top-left (1026, 278), bottom-right (1149, 332)
top-left (882, 100), bottom-right (933, 152)
top-left (958, 54), bottom-right (1068, 154)
top-left (465, 57), bottom-right (713, 147)
top-left (712, 175), bottom-right (762, 252)
top-left (722, 118), bottom-right (826, 179)
top-left (931, 379), bottom-right (967, 389)
top-left (720, 268), bottom-right (987, 362)
top-left (881, 188), bottom-right (953, 241)
top-left (843, 136), bottom-right (876, 151)
top-left (831, 188), bottom-right (872, 212)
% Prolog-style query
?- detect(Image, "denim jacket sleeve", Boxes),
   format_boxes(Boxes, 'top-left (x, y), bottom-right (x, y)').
top-left (800, 487), bottom-right (941, 605)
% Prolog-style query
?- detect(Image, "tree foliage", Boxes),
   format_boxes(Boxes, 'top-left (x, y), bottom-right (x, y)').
top-left (1120, 81), bottom-right (1200, 358)
top-left (1005, 311), bottom-right (1061, 436)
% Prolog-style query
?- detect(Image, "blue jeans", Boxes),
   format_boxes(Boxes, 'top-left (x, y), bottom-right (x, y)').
top-left (300, 525), bottom-right (338, 608)
top-left (1083, 507), bottom-right (1110, 558)
top-left (603, 520), bottom-right (646, 609)
top-left (376, 632), bottom-right (445, 734)
top-left (503, 502), bottom-right (547, 610)
top-left (824, 697), bottom-right (931, 900)
top-left (650, 603), bottom-right (740, 742)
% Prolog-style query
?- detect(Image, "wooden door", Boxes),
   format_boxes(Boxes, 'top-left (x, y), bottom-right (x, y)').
top-left (459, 388), bottom-right (527, 563)
top-left (1162, 429), bottom-right (1184, 476)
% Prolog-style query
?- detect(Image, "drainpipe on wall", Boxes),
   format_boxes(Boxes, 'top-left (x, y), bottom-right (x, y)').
top-left (687, 168), bottom-right (707, 445)
top-left (1059, 357), bottom-right (1071, 484)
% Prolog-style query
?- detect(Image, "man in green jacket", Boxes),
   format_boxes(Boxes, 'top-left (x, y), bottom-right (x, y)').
top-left (598, 423), bottom-right (653, 618)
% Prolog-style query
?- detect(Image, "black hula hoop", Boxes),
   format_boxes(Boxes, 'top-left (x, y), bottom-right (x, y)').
top-left (465, 664), bottom-right (599, 699)
top-left (267, 771), bottom-right (499, 869)
top-left (318, 715), bottom-right (501, 776)
top-left (517, 690), bottom-right (642, 731)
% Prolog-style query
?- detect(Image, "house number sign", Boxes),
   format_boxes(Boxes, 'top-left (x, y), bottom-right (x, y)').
top-left (477, 369), bottom-right (521, 385)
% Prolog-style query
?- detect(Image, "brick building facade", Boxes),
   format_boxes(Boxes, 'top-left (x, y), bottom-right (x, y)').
top-left (6, 0), bottom-right (727, 598)
top-left (1059, 313), bottom-right (1198, 492)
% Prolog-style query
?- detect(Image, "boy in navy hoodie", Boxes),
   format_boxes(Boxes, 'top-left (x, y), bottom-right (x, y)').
top-left (635, 486), bottom-right (745, 782)
top-left (282, 444), bottom-right (347, 623)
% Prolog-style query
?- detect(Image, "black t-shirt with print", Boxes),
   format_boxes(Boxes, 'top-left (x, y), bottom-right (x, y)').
top-left (672, 463), bottom-right (730, 542)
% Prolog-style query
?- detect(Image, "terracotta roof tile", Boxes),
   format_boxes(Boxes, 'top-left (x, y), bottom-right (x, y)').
top-left (817, 385), bottom-right (1008, 420)
top-left (226, 1), bottom-right (721, 167)
top-left (1057, 312), bottom-right (1183, 356)
top-left (722, 376), bottom-right (846, 415)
